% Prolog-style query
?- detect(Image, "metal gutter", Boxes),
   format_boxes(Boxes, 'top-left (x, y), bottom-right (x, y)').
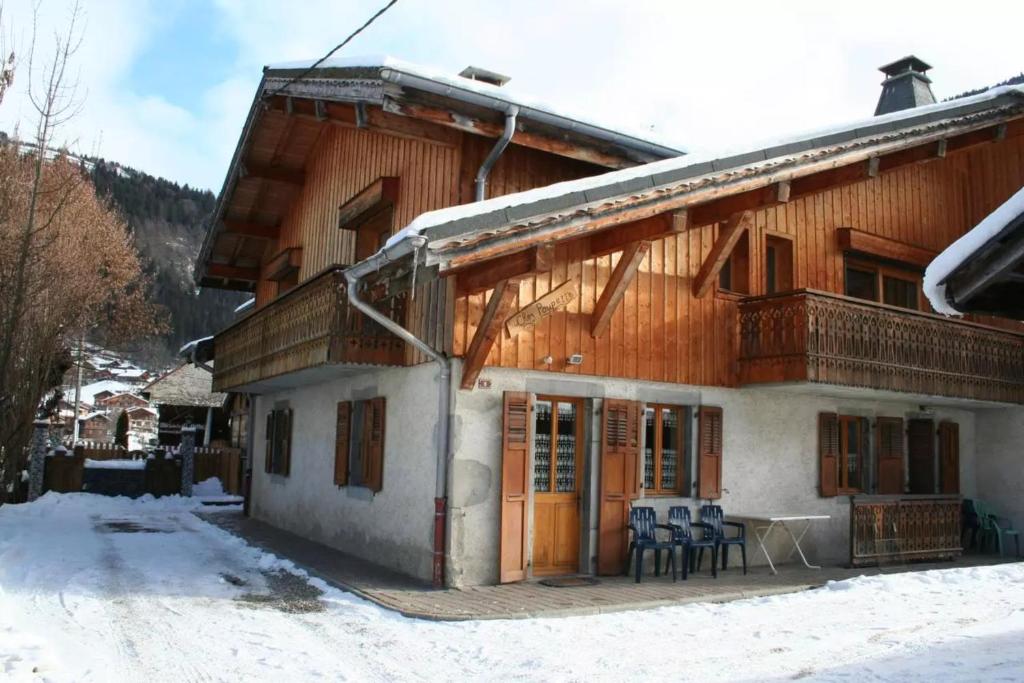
top-left (475, 105), bottom-right (519, 201)
top-left (344, 236), bottom-right (451, 589)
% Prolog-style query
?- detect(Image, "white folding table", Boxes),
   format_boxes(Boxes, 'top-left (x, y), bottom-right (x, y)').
top-left (731, 514), bottom-right (831, 575)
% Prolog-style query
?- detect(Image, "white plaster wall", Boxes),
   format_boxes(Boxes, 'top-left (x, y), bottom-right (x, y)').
top-left (449, 364), bottom-right (979, 587)
top-left (250, 363), bottom-right (441, 582)
top-left (975, 407), bottom-right (1024, 531)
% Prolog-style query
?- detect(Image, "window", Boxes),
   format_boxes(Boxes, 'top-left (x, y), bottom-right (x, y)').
top-left (353, 206), bottom-right (394, 262)
top-left (819, 413), bottom-right (868, 495)
top-left (642, 405), bottom-right (689, 495)
top-left (333, 398), bottom-right (386, 492)
top-left (533, 398), bottom-right (580, 493)
top-left (844, 258), bottom-right (921, 310)
top-left (765, 234), bottom-right (794, 294)
top-left (718, 230), bottom-right (750, 294)
top-left (264, 408), bottom-right (292, 476)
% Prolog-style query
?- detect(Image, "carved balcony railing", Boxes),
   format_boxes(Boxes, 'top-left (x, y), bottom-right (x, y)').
top-left (213, 268), bottom-right (406, 392)
top-left (738, 290), bottom-right (1024, 404)
top-left (850, 495), bottom-right (962, 566)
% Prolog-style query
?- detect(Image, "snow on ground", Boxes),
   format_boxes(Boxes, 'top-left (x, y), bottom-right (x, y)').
top-left (1, 494), bottom-right (1022, 683)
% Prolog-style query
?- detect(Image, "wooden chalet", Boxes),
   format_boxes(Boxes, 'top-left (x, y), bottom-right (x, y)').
top-left (195, 55), bottom-right (1024, 587)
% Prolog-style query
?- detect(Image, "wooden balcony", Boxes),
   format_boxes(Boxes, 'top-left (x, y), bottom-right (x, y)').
top-left (738, 290), bottom-right (1024, 404)
top-left (213, 269), bottom-right (406, 392)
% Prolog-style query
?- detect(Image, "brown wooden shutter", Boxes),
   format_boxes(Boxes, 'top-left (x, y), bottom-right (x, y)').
top-left (597, 398), bottom-right (640, 575)
top-left (876, 417), bottom-right (905, 495)
top-left (819, 412), bottom-right (839, 497)
top-left (363, 397), bottom-right (386, 493)
top-left (334, 401), bottom-right (351, 486)
top-left (499, 391), bottom-right (532, 583)
top-left (264, 412), bottom-right (273, 474)
top-left (938, 421), bottom-right (959, 494)
top-left (280, 409), bottom-right (293, 476)
top-left (907, 418), bottom-right (935, 494)
top-left (697, 406), bottom-right (723, 500)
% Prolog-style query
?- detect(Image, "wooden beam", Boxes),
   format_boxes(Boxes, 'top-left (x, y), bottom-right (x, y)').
top-left (591, 241), bottom-right (650, 338)
top-left (837, 228), bottom-right (937, 268)
top-left (460, 280), bottom-right (518, 390)
top-left (692, 211), bottom-right (754, 297)
top-left (776, 180), bottom-right (791, 203)
top-left (690, 186), bottom-right (777, 227)
top-left (206, 263), bottom-right (260, 282)
top-left (240, 162), bottom-right (305, 186)
top-left (223, 220), bottom-right (280, 240)
top-left (263, 247), bottom-right (303, 281)
top-left (587, 214), bottom-right (675, 258)
top-left (672, 209), bottom-right (689, 232)
top-left (867, 157), bottom-right (880, 178)
top-left (455, 245), bottom-right (553, 296)
top-left (337, 177), bottom-right (400, 229)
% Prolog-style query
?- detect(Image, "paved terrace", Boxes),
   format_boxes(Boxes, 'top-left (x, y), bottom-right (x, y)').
top-left (202, 511), bottom-right (1014, 621)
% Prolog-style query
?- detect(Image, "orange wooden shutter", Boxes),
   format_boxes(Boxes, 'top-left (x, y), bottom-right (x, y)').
top-left (281, 409), bottom-right (293, 476)
top-left (698, 406), bottom-right (723, 500)
top-left (264, 412), bottom-right (273, 474)
top-left (876, 417), bottom-right (904, 495)
top-left (499, 391), bottom-right (532, 583)
top-left (334, 401), bottom-right (351, 486)
top-left (363, 397), bottom-right (386, 493)
top-left (938, 421), bottom-right (959, 494)
top-left (819, 412), bottom-right (839, 497)
top-left (597, 398), bottom-right (640, 575)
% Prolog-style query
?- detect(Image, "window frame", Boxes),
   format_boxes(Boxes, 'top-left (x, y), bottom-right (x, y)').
top-left (642, 403), bottom-right (689, 496)
top-left (844, 257), bottom-right (922, 310)
top-left (532, 394), bottom-right (584, 495)
top-left (836, 414), bottom-right (869, 495)
top-left (265, 407), bottom-right (292, 477)
top-left (335, 396), bottom-right (386, 492)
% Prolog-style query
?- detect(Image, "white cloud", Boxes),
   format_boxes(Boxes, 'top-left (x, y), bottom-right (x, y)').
top-left (0, 0), bottom-right (1021, 190)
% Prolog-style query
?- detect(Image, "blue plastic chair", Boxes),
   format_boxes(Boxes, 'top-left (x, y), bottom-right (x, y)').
top-left (701, 504), bottom-right (747, 574)
top-left (625, 507), bottom-right (677, 583)
top-left (665, 506), bottom-right (718, 579)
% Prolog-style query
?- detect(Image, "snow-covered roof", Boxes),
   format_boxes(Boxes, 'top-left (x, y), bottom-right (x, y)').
top-left (264, 55), bottom-right (686, 154)
top-left (80, 412), bottom-right (110, 422)
top-left (376, 85), bottom-right (1024, 264)
top-left (179, 336), bottom-right (214, 355)
top-left (234, 298), bottom-right (255, 314)
top-left (98, 392), bottom-right (147, 404)
top-left (79, 380), bottom-right (134, 406)
top-left (924, 185), bottom-right (1024, 316)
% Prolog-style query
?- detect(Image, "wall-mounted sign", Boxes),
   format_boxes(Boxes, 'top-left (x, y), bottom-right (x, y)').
top-left (505, 277), bottom-right (579, 338)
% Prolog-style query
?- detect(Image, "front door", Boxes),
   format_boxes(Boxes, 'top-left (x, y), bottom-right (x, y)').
top-left (531, 396), bottom-right (583, 576)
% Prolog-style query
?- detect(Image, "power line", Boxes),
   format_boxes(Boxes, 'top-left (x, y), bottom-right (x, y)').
top-left (264, 0), bottom-right (400, 100)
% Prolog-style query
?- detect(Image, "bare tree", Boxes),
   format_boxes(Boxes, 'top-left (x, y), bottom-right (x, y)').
top-left (0, 3), bottom-right (164, 502)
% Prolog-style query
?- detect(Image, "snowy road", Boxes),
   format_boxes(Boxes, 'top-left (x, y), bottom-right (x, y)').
top-left (1, 494), bottom-right (1023, 682)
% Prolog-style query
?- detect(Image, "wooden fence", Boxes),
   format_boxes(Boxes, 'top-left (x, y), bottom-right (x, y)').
top-left (42, 444), bottom-right (244, 498)
top-left (850, 495), bottom-right (962, 566)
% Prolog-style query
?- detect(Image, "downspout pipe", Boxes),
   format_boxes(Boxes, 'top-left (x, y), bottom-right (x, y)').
top-left (344, 236), bottom-right (451, 588)
top-left (474, 105), bottom-right (519, 202)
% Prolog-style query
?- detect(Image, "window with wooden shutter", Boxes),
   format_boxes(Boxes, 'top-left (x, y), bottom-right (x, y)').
top-left (907, 418), bottom-right (936, 494)
top-left (280, 409), bottom-right (292, 476)
top-left (819, 413), bottom-right (839, 497)
top-left (363, 397), bottom-right (386, 493)
top-left (334, 401), bottom-right (351, 486)
top-left (499, 392), bottom-right (532, 583)
top-left (697, 406), bottom-right (723, 500)
top-left (264, 412), bottom-right (273, 474)
top-left (876, 417), bottom-right (905, 494)
top-left (265, 408), bottom-right (292, 477)
top-left (938, 421), bottom-right (959, 494)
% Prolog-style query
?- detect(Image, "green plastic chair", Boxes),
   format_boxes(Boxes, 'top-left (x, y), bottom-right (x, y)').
top-left (974, 500), bottom-right (1020, 558)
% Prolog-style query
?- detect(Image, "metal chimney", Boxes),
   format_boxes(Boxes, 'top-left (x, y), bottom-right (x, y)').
top-left (875, 56), bottom-right (936, 116)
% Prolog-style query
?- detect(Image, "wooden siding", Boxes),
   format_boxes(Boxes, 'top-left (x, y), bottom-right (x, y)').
top-left (454, 135), bottom-right (1024, 388)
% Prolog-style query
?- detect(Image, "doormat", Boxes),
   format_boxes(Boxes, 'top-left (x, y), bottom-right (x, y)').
top-left (539, 577), bottom-right (600, 588)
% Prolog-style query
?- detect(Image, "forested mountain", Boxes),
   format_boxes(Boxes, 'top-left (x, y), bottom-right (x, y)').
top-left (89, 161), bottom-right (246, 368)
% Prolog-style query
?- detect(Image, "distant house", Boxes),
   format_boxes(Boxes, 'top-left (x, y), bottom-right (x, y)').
top-left (142, 363), bottom-right (229, 446)
top-left (78, 412), bottom-right (112, 441)
top-left (98, 392), bottom-right (150, 411)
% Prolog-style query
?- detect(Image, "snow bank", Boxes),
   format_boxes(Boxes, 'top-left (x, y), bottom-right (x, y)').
top-left (193, 477), bottom-right (224, 497)
top-left (84, 459), bottom-right (146, 470)
top-left (924, 185), bottom-right (1024, 315)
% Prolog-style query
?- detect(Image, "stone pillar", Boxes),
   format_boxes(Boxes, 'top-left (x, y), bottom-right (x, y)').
top-left (27, 419), bottom-right (50, 502)
top-left (180, 425), bottom-right (196, 497)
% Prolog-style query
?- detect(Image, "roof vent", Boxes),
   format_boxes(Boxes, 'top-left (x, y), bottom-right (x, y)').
top-left (458, 66), bottom-right (510, 87)
top-left (874, 55), bottom-right (936, 116)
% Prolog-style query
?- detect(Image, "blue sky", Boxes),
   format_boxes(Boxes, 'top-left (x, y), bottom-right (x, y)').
top-left (0, 0), bottom-right (1020, 191)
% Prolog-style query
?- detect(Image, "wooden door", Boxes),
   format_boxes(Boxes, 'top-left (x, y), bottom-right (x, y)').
top-left (938, 422), bottom-right (960, 494)
top-left (597, 399), bottom-right (640, 575)
top-left (531, 396), bottom-right (584, 576)
top-left (907, 418), bottom-right (935, 494)
top-left (499, 392), bottom-right (532, 583)
top-left (876, 417), bottom-right (904, 495)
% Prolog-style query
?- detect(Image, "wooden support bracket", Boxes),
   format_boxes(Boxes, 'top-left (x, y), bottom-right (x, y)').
top-left (692, 211), bottom-right (754, 298)
top-left (460, 280), bottom-right (518, 390)
top-left (591, 241), bottom-right (651, 338)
